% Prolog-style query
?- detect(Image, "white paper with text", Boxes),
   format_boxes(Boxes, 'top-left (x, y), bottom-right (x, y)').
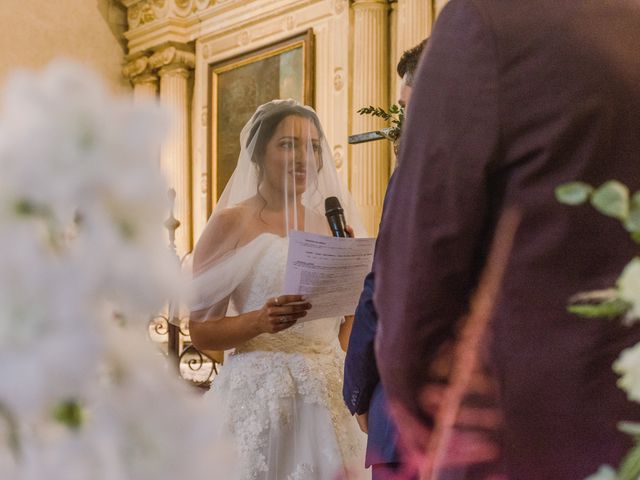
top-left (283, 230), bottom-right (375, 322)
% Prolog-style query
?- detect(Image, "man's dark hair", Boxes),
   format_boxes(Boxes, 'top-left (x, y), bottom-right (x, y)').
top-left (396, 38), bottom-right (428, 86)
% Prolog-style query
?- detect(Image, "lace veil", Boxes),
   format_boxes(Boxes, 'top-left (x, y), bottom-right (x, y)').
top-left (190, 99), bottom-right (365, 322)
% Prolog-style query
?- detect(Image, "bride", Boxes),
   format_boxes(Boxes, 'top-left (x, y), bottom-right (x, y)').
top-left (189, 99), bottom-right (368, 480)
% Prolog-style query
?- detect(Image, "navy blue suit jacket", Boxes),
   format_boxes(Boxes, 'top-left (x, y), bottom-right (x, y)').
top-left (343, 174), bottom-right (399, 467)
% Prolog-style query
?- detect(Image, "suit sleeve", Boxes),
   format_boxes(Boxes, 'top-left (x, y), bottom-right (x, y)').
top-left (374, 0), bottom-right (501, 422)
top-left (343, 269), bottom-right (380, 415)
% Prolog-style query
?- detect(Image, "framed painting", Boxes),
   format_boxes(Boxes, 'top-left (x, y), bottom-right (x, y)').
top-left (207, 30), bottom-right (315, 213)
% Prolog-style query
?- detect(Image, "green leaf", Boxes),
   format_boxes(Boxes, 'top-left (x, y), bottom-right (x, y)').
top-left (567, 298), bottom-right (631, 319)
top-left (52, 400), bottom-right (84, 431)
top-left (14, 199), bottom-right (36, 216)
top-left (618, 441), bottom-right (640, 480)
top-left (620, 421), bottom-right (640, 439)
top-left (0, 401), bottom-right (20, 460)
top-left (625, 206), bottom-right (640, 233)
top-left (357, 106), bottom-right (392, 121)
top-left (625, 193), bottom-right (640, 233)
top-left (591, 180), bottom-right (630, 220)
top-left (555, 182), bottom-right (593, 205)
top-left (632, 231), bottom-right (640, 245)
top-left (117, 219), bottom-right (136, 240)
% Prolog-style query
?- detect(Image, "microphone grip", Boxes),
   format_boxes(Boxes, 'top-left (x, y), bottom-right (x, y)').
top-left (327, 212), bottom-right (348, 237)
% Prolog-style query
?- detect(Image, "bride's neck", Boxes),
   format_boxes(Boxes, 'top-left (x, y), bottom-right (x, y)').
top-left (259, 184), bottom-right (302, 212)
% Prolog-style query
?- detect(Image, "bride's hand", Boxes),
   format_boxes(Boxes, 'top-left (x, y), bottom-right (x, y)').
top-left (256, 295), bottom-right (312, 334)
top-left (345, 225), bottom-right (355, 238)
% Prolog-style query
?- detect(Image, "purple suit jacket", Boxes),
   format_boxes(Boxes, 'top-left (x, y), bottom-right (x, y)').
top-left (374, 0), bottom-right (640, 478)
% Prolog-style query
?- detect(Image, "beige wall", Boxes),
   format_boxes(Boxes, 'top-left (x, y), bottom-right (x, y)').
top-left (0, 0), bottom-right (129, 92)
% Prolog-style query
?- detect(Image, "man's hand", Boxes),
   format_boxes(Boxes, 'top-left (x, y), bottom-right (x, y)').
top-left (356, 412), bottom-right (369, 434)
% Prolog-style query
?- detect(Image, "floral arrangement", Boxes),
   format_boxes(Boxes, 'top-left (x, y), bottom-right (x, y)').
top-left (0, 61), bottom-right (233, 479)
top-left (556, 180), bottom-right (640, 480)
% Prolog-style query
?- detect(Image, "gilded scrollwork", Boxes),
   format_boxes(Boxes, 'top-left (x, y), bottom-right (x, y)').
top-left (126, 0), bottom-right (216, 30)
top-left (174, 0), bottom-right (216, 13)
top-left (127, 0), bottom-right (167, 29)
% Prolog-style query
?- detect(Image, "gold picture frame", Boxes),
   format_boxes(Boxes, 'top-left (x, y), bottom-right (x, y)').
top-left (207, 30), bottom-right (315, 214)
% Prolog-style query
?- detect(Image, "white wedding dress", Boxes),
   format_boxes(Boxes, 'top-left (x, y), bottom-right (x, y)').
top-left (204, 234), bottom-right (368, 480)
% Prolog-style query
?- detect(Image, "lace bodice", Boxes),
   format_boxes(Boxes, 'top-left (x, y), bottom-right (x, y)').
top-left (229, 234), bottom-right (342, 354)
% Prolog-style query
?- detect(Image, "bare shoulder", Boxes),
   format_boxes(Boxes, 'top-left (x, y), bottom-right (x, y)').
top-left (202, 206), bottom-right (245, 236)
top-left (193, 206), bottom-right (248, 268)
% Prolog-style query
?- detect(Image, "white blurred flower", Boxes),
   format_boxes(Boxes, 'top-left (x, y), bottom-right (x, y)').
top-left (617, 257), bottom-right (640, 321)
top-left (9, 327), bottom-right (236, 480)
top-left (0, 227), bottom-right (101, 417)
top-left (614, 342), bottom-right (640, 403)
top-left (0, 60), bottom-right (218, 479)
top-left (83, 327), bottom-right (236, 480)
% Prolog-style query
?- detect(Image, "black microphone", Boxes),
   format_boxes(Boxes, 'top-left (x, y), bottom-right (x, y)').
top-left (325, 196), bottom-right (348, 237)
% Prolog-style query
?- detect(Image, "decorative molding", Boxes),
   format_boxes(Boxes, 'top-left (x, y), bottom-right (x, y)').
top-left (199, 1), bottom-right (333, 65)
top-left (122, 55), bottom-right (159, 95)
top-left (149, 45), bottom-right (196, 71)
top-left (125, 0), bottom-right (216, 29)
top-left (122, 55), bottom-right (150, 79)
top-left (122, 0), bottom-right (335, 55)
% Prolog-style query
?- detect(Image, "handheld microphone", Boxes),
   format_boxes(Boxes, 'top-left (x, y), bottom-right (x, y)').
top-left (325, 196), bottom-right (348, 237)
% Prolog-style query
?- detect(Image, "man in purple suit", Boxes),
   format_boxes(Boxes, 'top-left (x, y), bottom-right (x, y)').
top-left (374, 1), bottom-right (640, 478)
top-left (343, 40), bottom-right (426, 480)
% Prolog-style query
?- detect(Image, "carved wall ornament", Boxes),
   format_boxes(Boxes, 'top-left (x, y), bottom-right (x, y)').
top-left (283, 15), bottom-right (296, 31)
top-left (201, 106), bottom-right (208, 127)
top-left (200, 172), bottom-right (208, 194)
top-left (334, 0), bottom-right (348, 15)
top-left (333, 67), bottom-right (344, 92)
top-left (333, 145), bottom-right (344, 170)
top-left (202, 43), bottom-right (210, 59)
top-left (238, 30), bottom-right (250, 46)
